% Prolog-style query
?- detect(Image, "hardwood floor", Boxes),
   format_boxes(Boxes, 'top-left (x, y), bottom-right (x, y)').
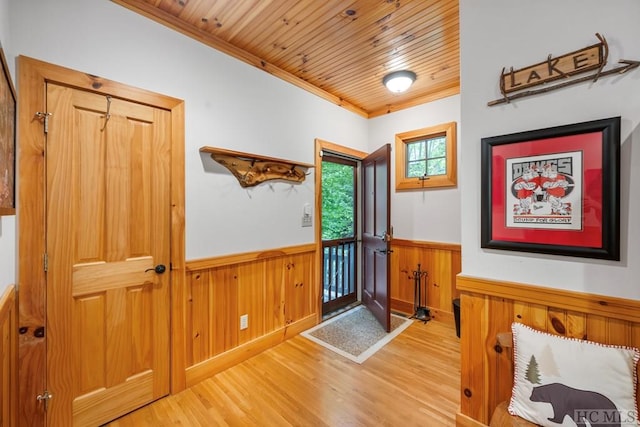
top-left (106, 319), bottom-right (460, 426)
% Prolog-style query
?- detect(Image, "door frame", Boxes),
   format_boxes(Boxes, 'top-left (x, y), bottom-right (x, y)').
top-left (314, 139), bottom-right (367, 321)
top-left (16, 56), bottom-right (186, 425)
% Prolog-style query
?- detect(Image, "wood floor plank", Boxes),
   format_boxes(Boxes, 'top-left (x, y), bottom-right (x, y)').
top-left (106, 319), bottom-right (460, 426)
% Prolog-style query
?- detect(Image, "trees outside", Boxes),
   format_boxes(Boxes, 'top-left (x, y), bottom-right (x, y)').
top-left (406, 136), bottom-right (447, 178)
top-left (322, 159), bottom-right (355, 240)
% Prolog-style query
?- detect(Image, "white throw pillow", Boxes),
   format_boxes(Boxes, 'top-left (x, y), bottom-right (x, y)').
top-left (508, 322), bottom-right (639, 426)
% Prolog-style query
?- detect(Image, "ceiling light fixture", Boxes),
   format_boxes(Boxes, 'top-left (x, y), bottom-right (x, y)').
top-left (382, 70), bottom-right (417, 93)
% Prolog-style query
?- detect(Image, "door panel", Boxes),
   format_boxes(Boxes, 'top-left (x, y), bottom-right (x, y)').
top-left (362, 144), bottom-right (391, 332)
top-left (46, 83), bottom-right (170, 426)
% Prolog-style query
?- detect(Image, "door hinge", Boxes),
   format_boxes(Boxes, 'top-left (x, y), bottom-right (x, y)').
top-left (43, 253), bottom-right (48, 272)
top-left (36, 390), bottom-right (53, 411)
top-left (35, 112), bottom-right (52, 134)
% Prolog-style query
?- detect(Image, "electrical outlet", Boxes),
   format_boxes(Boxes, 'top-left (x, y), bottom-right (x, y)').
top-left (240, 314), bottom-right (248, 330)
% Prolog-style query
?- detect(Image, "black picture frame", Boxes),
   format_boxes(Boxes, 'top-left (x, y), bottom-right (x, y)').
top-left (0, 42), bottom-right (16, 216)
top-left (481, 117), bottom-right (620, 260)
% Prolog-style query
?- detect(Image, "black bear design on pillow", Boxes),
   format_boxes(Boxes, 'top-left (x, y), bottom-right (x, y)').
top-left (530, 383), bottom-right (620, 427)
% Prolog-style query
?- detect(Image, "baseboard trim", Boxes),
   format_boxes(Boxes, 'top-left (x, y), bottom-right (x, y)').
top-left (392, 298), bottom-right (455, 325)
top-left (456, 411), bottom-right (487, 427)
top-left (185, 314), bottom-right (317, 388)
top-left (391, 298), bottom-right (414, 315)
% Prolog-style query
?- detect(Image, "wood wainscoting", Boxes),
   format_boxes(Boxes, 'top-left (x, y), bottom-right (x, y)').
top-left (456, 275), bottom-right (640, 426)
top-left (0, 285), bottom-right (16, 427)
top-left (182, 244), bottom-right (317, 388)
top-left (390, 239), bottom-right (461, 322)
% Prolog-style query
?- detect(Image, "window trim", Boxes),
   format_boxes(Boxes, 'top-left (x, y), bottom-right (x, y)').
top-left (394, 121), bottom-right (457, 190)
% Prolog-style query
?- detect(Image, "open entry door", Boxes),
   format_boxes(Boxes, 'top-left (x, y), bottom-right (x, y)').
top-left (362, 144), bottom-right (391, 332)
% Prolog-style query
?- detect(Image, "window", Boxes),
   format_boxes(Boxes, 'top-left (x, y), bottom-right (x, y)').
top-left (395, 121), bottom-right (457, 190)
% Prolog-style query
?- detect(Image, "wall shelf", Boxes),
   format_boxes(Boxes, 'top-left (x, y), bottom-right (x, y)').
top-left (200, 146), bottom-right (313, 188)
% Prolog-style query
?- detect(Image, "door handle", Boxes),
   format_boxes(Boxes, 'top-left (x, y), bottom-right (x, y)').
top-left (145, 264), bottom-right (167, 274)
top-left (379, 232), bottom-right (392, 242)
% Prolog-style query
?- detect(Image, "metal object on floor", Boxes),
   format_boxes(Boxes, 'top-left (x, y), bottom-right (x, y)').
top-left (409, 263), bottom-right (430, 323)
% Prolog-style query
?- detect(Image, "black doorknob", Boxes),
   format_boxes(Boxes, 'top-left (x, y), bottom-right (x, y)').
top-left (146, 264), bottom-right (166, 274)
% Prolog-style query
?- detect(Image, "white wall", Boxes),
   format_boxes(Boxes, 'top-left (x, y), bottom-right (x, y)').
top-left (0, 0), bottom-right (14, 295)
top-left (9, 0), bottom-right (636, 303)
top-left (369, 95), bottom-right (461, 243)
top-left (8, 0), bottom-right (369, 260)
top-left (460, 0), bottom-right (640, 299)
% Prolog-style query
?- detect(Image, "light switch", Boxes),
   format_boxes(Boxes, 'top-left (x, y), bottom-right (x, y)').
top-left (302, 203), bottom-right (312, 227)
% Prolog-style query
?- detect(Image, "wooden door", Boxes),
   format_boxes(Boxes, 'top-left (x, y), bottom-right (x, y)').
top-left (362, 144), bottom-right (391, 332)
top-left (45, 83), bottom-right (171, 426)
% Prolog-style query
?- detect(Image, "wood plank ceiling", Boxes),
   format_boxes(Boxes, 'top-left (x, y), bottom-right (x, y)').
top-left (112, 0), bottom-right (459, 118)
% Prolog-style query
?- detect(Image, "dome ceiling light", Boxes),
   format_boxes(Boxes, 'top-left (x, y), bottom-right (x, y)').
top-left (382, 70), bottom-right (417, 93)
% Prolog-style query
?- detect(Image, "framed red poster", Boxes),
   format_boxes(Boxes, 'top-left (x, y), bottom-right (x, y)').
top-left (481, 117), bottom-right (620, 260)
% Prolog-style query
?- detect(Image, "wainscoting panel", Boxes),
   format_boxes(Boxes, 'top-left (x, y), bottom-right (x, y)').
top-left (457, 275), bottom-right (640, 426)
top-left (390, 239), bottom-right (461, 321)
top-left (183, 244), bottom-right (317, 387)
top-left (0, 285), bottom-right (16, 427)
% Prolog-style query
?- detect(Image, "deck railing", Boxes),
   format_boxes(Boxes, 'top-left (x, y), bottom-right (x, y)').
top-left (321, 238), bottom-right (357, 313)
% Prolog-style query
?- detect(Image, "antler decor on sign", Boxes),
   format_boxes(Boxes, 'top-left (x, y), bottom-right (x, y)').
top-left (488, 33), bottom-right (639, 106)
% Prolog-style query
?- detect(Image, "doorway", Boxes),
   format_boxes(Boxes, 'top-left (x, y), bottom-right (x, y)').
top-left (17, 56), bottom-right (185, 427)
top-left (315, 139), bottom-right (392, 333)
top-left (321, 154), bottom-right (358, 315)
